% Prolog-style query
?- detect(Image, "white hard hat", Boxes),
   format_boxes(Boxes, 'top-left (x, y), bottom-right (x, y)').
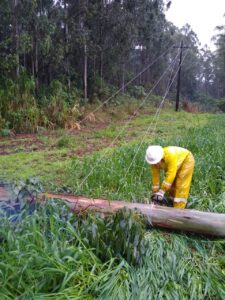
top-left (145, 145), bottom-right (163, 164)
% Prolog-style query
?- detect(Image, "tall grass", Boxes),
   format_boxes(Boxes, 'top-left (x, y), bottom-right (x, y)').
top-left (1, 200), bottom-right (224, 299)
top-left (1, 114), bottom-right (225, 299)
top-left (0, 200), bottom-right (147, 299)
top-left (66, 115), bottom-right (225, 212)
top-left (120, 232), bottom-right (225, 300)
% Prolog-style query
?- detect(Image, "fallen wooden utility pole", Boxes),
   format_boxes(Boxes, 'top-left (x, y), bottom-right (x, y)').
top-left (44, 193), bottom-right (225, 237)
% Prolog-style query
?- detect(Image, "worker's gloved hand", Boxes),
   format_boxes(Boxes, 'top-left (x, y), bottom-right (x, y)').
top-left (151, 190), bottom-right (165, 205)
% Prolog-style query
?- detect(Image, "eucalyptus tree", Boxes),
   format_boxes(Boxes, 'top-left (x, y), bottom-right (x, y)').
top-left (176, 24), bottom-right (201, 100)
top-left (97, 0), bottom-right (138, 90)
top-left (133, 0), bottom-right (173, 93)
top-left (13, 0), bottom-right (20, 78)
top-left (199, 46), bottom-right (215, 97)
top-left (212, 23), bottom-right (225, 98)
top-left (0, 0), bottom-right (14, 82)
top-left (14, 0), bottom-right (60, 91)
top-left (0, 0), bottom-right (207, 104)
top-left (66, 0), bottom-right (139, 99)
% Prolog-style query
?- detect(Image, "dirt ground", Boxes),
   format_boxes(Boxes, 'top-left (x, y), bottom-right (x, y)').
top-left (0, 122), bottom-right (110, 156)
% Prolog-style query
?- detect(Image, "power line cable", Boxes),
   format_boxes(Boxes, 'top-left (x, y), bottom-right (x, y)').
top-left (76, 50), bottom-right (180, 191)
top-left (79, 43), bottom-right (175, 125)
top-left (116, 56), bottom-right (179, 194)
top-left (134, 56), bottom-right (179, 184)
top-left (116, 50), bottom-right (189, 195)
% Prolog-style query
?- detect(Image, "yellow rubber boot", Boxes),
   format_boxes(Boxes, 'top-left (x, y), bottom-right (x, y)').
top-left (173, 202), bottom-right (186, 209)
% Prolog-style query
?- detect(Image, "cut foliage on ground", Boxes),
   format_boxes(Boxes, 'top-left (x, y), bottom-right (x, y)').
top-left (0, 199), bottom-right (224, 299)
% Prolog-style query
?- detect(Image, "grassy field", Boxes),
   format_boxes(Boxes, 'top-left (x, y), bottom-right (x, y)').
top-left (0, 108), bottom-right (213, 188)
top-left (0, 107), bottom-right (225, 299)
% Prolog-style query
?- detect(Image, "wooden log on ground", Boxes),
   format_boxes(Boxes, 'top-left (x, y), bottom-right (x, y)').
top-left (44, 193), bottom-right (225, 237)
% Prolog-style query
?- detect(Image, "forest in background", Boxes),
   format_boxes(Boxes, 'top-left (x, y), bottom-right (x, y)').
top-left (0, 0), bottom-right (225, 133)
top-left (0, 3), bottom-right (225, 298)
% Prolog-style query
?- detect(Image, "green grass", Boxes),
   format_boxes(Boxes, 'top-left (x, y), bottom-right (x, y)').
top-left (0, 203), bottom-right (224, 299)
top-left (93, 125), bottom-right (121, 139)
top-left (0, 110), bottom-right (215, 187)
top-left (63, 114), bottom-right (225, 213)
top-left (0, 110), bottom-right (225, 299)
top-left (0, 150), bottom-right (71, 187)
top-left (121, 232), bottom-right (225, 300)
top-left (0, 140), bottom-right (12, 146)
top-left (0, 201), bottom-right (146, 299)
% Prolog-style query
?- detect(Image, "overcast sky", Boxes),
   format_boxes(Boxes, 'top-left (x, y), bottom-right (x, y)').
top-left (165, 0), bottom-right (225, 50)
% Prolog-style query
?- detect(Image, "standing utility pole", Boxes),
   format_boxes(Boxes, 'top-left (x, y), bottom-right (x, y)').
top-left (174, 40), bottom-right (189, 111)
top-left (175, 40), bottom-right (183, 111)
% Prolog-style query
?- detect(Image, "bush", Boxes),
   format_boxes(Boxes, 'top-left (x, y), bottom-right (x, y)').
top-left (149, 94), bottom-right (163, 107)
top-left (128, 85), bottom-right (146, 99)
top-left (0, 76), bottom-right (83, 133)
top-left (0, 114), bottom-right (7, 131)
top-left (6, 107), bottom-right (40, 133)
top-left (0, 73), bottom-right (41, 133)
top-left (0, 128), bottom-right (11, 137)
top-left (216, 97), bottom-right (225, 112)
top-left (45, 96), bottom-right (81, 128)
top-left (91, 76), bottom-right (116, 102)
top-left (182, 100), bottom-right (201, 113)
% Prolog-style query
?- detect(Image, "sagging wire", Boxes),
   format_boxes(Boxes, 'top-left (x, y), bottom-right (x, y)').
top-left (133, 56), bottom-right (179, 187)
top-left (116, 49), bottom-right (190, 196)
top-left (79, 43), bottom-right (176, 125)
top-left (76, 49), bottom-right (181, 192)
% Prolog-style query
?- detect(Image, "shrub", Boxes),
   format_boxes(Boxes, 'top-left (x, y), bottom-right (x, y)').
top-left (128, 85), bottom-right (146, 99)
top-left (0, 128), bottom-right (11, 137)
top-left (216, 97), bottom-right (225, 112)
top-left (45, 97), bottom-right (81, 128)
top-left (91, 76), bottom-right (116, 102)
top-left (0, 114), bottom-right (7, 131)
top-left (0, 76), bottom-right (83, 133)
top-left (6, 107), bottom-right (40, 133)
top-left (149, 94), bottom-right (163, 106)
top-left (182, 100), bottom-right (201, 113)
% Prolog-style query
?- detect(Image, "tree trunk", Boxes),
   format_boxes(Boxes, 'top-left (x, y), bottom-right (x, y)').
top-left (84, 43), bottom-right (88, 100)
top-left (44, 193), bottom-right (225, 237)
top-left (13, 0), bottom-right (20, 79)
top-left (100, 50), bottom-right (103, 90)
top-left (23, 52), bottom-right (26, 68)
top-left (64, 0), bottom-right (71, 90)
top-left (33, 23), bottom-right (39, 92)
top-left (35, 38), bottom-right (38, 89)
top-left (32, 56), bottom-right (35, 78)
top-left (121, 62), bottom-right (125, 94)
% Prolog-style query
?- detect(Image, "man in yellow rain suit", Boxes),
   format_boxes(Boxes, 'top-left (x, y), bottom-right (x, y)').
top-left (145, 145), bottom-right (195, 208)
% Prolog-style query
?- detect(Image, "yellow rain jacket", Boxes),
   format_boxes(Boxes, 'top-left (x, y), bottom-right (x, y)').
top-left (151, 146), bottom-right (195, 208)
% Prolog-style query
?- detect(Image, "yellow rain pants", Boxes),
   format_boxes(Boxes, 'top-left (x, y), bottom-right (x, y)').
top-left (151, 146), bottom-right (195, 208)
